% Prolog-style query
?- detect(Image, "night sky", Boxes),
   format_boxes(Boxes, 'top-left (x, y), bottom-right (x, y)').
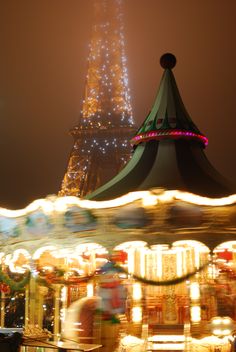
top-left (0, 0), bottom-right (235, 209)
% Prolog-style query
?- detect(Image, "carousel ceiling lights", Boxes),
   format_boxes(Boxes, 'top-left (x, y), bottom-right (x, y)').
top-left (0, 190), bottom-right (235, 219)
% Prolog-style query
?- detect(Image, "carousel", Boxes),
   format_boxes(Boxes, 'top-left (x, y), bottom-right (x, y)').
top-left (0, 54), bottom-right (236, 352)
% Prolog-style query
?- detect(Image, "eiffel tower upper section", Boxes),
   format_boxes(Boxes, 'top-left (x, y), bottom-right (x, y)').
top-left (60, 0), bottom-right (135, 197)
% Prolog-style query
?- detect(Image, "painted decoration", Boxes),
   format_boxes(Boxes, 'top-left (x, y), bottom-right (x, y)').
top-left (25, 212), bottom-right (53, 235)
top-left (217, 249), bottom-right (233, 261)
top-left (112, 250), bottom-right (128, 264)
top-left (113, 205), bottom-right (149, 229)
top-left (97, 262), bottom-right (127, 317)
top-left (64, 207), bottom-right (97, 232)
top-left (0, 217), bottom-right (20, 238)
top-left (167, 202), bottom-right (203, 227)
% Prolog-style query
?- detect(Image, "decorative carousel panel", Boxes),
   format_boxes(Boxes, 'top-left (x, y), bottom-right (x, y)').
top-left (214, 241), bottom-right (236, 263)
top-left (167, 202), bottom-right (203, 227)
top-left (75, 243), bottom-right (109, 273)
top-left (0, 217), bottom-right (21, 239)
top-left (8, 249), bottom-right (31, 274)
top-left (173, 240), bottom-right (210, 271)
top-left (63, 207), bottom-right (97, 232)
top-left (25, 211), bottom-right (53, 235)
top-left (112, 241), bottom-right (147, 266)
top-left (66, 255), bottom-right (92, 277)
top-left (113, 204), bottom-right (150, 229)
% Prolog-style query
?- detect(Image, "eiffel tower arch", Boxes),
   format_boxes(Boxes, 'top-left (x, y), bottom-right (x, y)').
top-left (59, 0), bottom-right (135, 197)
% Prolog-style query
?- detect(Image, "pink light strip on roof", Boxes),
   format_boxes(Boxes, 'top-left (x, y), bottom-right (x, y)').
top-left (131, 130), bottom-right (208, 147)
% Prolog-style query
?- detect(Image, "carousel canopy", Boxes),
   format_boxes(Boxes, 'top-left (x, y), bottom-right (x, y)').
top-left (87, 53), bottom-right (235, 201)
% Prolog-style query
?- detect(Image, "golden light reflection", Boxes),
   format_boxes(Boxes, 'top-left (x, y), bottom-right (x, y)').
top-left (87, 283), bottom-right (94, 297)
top-left (132, 282), bottom-right (142, 300)
top-left (131, 306), bottom-right (142, 323)
top-left (190, 306), bottom-right (201, 323)
top-left (190, 282), bottom-right (200, 301)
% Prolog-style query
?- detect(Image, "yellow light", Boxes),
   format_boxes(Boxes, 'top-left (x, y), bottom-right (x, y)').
top-left (190, 282), bottom-right (200, 300)
top-left (149, 335), bottom-right (185, 342)
top-left (9, 263), bottom-right (26, 274)
top-left (42, 266), bottom-right (53, 271)
top-left (210, 316), bottom-right (234, 336)
top-left (4, 254), bottom-right (12, 266)
top-left (173, 191), bottom-right (236, 206)
top-left (114, 241), bottom-right (147, 251)
top-left (56, 191), bottom-right (153, 210)
top-left (213, 329), bottom-right (222, 336)
top-left (0, 190), bottom-right (235, 218)
top-left (190, 306), bottom-right (201, 323)
top-left (212, 318), bottom-right (222, 325)
top-left (151, 343), bottom-right (184, 350)
top-left (52, 248), bottom-right (70, 259)
top-left (176, 248), bottom-right (183, 277)
top-left (0, 199), bottom-right (54, 217)
top-left (33, 246), bottom-right (57, 260)
top-left (222, 329), bottom-right (231, 336)
top-left (61, 286), bottom-right (67, 303)
top-left (54, 198), bottom-right (68, 212)
top-left (87, 283), bottom-right (94, 297)
top-left (151, 244), bottom-right (169, 250)
top-left (132, 282), bottom-right (142, 300)
top-left (12, 249), bottom-right (31, 259)
top-left (155, 247), bottom-right (163, 279)
top-left (142, 194), bottom-right (158, 206)
top-left (132, 306), bottom-right (142, 323)
top-left (192, 336), bottom-right (231, 346)
top-left (75, 243), bottom-right (106, 255)
top-left (194, 248), bottom-right (200, 269)
top-left (222, 318), bottom-right (232, 325)
top-left (120, 335), bottom-right (144, 348)
top-left (8, 249), bottom-right (31, 274)
top-left (127, 248), bottom-right (135, 274)
top-left (140, 247), bottom-right (146, 278)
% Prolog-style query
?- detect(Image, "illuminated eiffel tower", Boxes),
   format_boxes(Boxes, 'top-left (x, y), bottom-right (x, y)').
top-left (59, 0), bottom-right (135, 197)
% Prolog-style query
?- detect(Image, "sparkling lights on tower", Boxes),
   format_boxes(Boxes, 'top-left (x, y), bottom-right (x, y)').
top-left (59, 0), bottom-right (135, 197)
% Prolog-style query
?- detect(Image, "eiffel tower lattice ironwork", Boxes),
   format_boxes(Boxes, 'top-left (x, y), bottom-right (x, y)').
top-left (59, 0), bottom-right (135, 197)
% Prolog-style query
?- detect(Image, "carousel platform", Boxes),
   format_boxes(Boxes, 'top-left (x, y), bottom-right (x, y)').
top-left (147, 334), bottom-right (185, 351)
top-left (145, 325), bottom-right (185, 352)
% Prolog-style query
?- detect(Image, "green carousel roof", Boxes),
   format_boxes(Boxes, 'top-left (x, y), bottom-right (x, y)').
top-left (87, 53), bottom-right (235, 200)
top-left (131, 53), bottom-right (208, 148)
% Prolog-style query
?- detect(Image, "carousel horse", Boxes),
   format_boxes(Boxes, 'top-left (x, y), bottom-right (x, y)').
top-left (63, 296), bottom-right (100, 343)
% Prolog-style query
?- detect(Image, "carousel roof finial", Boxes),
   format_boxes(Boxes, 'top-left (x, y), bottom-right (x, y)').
top-left (160, 53), bottom-right (177, 69)
top-left (131, 53), bottom-right (208, 148)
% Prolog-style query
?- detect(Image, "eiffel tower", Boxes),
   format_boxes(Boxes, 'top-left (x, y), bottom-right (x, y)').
top-left (59, 0), bottom-right (135, 197)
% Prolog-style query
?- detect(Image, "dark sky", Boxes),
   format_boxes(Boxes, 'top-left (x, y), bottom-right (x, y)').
top-left (0, 0), bottom-right (235, 209)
